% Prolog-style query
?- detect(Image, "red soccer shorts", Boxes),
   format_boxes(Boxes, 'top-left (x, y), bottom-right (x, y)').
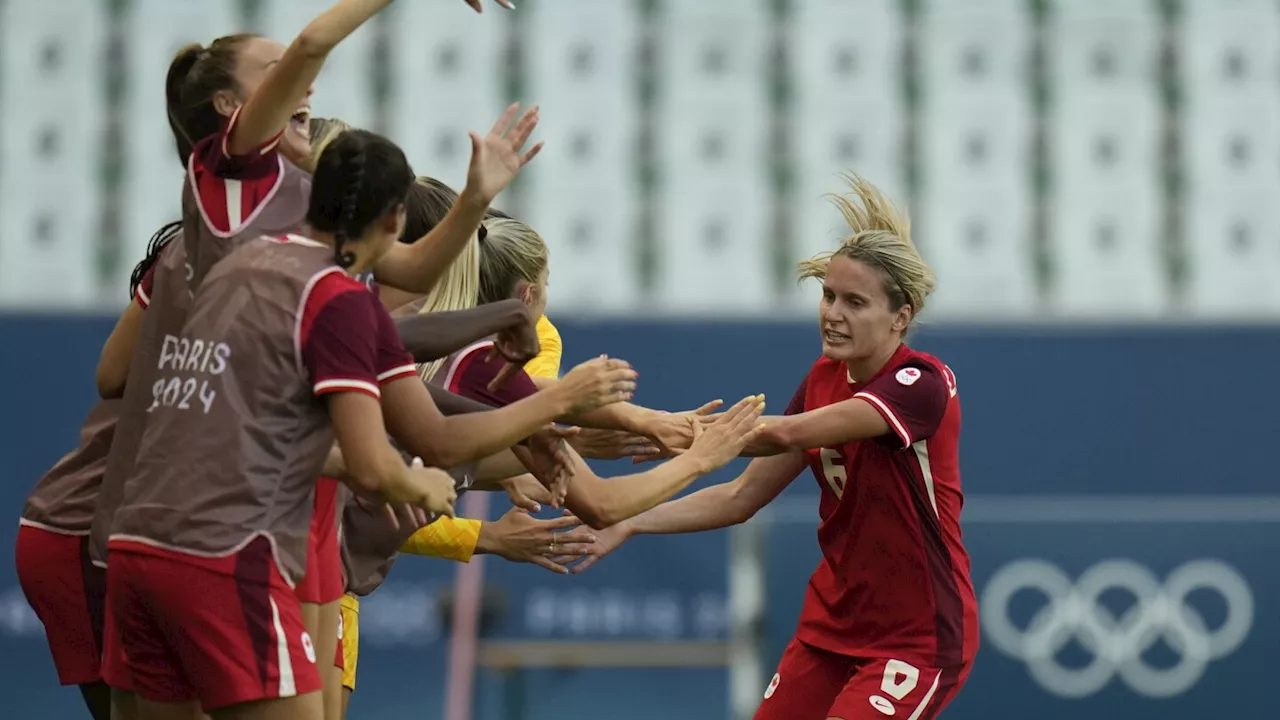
top-left (753, 637), bottom-right (970, 720)
top-left (103, 536), bottom-right (321, 712)
top-left (295, 477), bottom-right (343, 605)
top-left (14, 524), bottom-right (106, 686)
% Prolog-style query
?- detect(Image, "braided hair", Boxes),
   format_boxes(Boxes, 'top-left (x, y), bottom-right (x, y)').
top-left (129, 221), bottom-right (182, 301)
top-left (306, 130), bottom-right (415, 268)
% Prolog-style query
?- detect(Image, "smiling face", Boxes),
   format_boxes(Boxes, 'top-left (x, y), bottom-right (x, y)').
top-left (818, 254), bottom-right (912, 365)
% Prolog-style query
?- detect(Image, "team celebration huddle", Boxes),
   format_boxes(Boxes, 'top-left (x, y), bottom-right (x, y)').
top-left (14, 1), bottom-right (976, 719)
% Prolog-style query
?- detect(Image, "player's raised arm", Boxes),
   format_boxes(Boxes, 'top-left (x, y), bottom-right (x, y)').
top-left (372, 105), bottom-right (544, 294)
top-left (227, 0), bottom-right (395, 157)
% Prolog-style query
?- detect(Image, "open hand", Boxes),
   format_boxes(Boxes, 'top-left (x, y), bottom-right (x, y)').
top-left (683, 395), bottom-right (766, 475)
top-left (487, 303), bottom-right (540, 391)
top-left (570, 428), bottom-right (662, 461)
top-left (466, 103), bottom-right (543, 206)
top-left (499, 473), bottom-right (552, 512)
top-left (480, 508), bottom-right (596, 575)
top-left (556, 355), bottom-right (637, 416)
top-left (514, 425), bottom-right (579, 508)
top-left (559, 515), bottom-right (633, 575)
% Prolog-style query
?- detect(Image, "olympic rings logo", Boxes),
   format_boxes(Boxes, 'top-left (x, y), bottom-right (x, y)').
top-left (981, 559), bottom-right (1254, 698)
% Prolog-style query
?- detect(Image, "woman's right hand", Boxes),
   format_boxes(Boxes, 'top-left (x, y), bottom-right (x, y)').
top-left (684, 395), bottom-right (767, 475)
top-left (389, 457), bottom-right (457, 518)
top-left (554, 355), bottom-right (638, 416)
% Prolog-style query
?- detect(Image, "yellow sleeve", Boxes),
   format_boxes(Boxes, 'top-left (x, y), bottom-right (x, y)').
top-left (399, 516), bottom-right (482, 563)
top-left (524, 315), bottom-right (562, 379)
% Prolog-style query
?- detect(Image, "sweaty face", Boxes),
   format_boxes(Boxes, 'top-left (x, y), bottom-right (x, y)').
top-left (225, 37), bottom-right (313, 166)
top-left (817, 255), bottom-right (909, 364)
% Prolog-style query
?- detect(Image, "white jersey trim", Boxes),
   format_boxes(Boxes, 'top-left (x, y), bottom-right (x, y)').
top-left (441, 340), bottom-right (495, 391)
top-left (853, 391), bottom-right (913, 448)
top-left (270, 597), bottom-right (298, 697)
top-left (107, 531), bottom-right (299, 588)
top-left (314, 378), bottom-right (380, 398)
top-left (911, 440), bottom-right (940, 519)
top-left (18, 518), bottom-right (90, 536)
top-left (187, 143), bottom-right (286, 240)
top-left (377, 364), bottom-right (418, 383)
top-left (292, 266), bottom-right (349, 378)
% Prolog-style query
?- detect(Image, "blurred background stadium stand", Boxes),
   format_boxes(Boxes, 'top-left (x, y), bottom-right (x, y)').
top-left (1, 0), bottom-right (1276, 718)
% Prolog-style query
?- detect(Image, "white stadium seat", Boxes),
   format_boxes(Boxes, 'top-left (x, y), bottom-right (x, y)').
top-left (259, 0), bottom-right (376, 131)
top-left (1046, 0), bottom-right (1168, 315)
top-left (0, 0), bottom-right (107, 307)
top-left (789, 0), bottom-right (906, 310)
top-left (119, 0), bottom-right (242, 299)
top-left (1180, 0), bottom-right (1280, 314)
top-left (523, 0), bottom-right (642, 313)
top-left (654, 1), bottom-right (773, 312)
top-left (385, 1), bottom-right (508, 192)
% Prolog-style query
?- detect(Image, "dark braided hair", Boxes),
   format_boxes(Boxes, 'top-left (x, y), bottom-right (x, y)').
top-left (307, 130), bottom-right (415, 267)
top-left (129, 221), bottom-right (182, 301)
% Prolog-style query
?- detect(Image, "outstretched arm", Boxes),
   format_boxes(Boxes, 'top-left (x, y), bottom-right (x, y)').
top-left (231, 0), bottom-right (393, 155)
top-left (373, 104), bottom-right (542, 294)
top-left (380, 356), bottom-right (634, 469)
top-left (554, 396), bottom-right (766, 529)
top-left (741, 402), bottom-right (889, 456)
top-left (393, 299), bottom-right (532, 363)
top-left (566, 451), bottom-right (808, 574)
top-left (96, 302), bottom-right (144, 398)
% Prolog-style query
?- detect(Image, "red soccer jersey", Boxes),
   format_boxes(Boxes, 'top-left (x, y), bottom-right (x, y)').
top-left (785, 344), bottom-right (978, 669)
top-left (189, 105), bottom-right (286, 237)
top-left (442, 339), bottom-right (540, 407)
top-left (300, 269), bottom-right (418, 400)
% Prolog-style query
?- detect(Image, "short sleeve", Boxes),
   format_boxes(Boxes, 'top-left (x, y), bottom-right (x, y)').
top-left (373, 305), bottom-right (418, 385)
top-left (785, 374), bottom-right (808, 416)
top-left (198, 105), bottom-right (283, 177)
top-left (134, 263), bottom-right (157, 309)
top-left (448, 343), bottom-right (539, 407)
top-left (301, 278), bottom-right (383, 399)
top-left (523, 315), bottom-right (563, 379)
top-left (854, 362), bottom-right (949, 449)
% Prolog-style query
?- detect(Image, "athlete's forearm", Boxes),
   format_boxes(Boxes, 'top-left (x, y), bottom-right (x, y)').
top-left (292, 0), bottom-right (395, 59)
top-left (233, 0), bottom-right (392, 155)
top-left (565, 452), bottom-right (709, 530)
top-left (431, 391), bottom-right (570, 466)
top-left (560, 401), bottom-right (653, 433)
top-left (528, 376), bottom-right (652, 432)
top-left (373, 186), bottom-right (489, 294)
top-left (96, 302), bottom-right (144, 398)
top-left (739, 415), bottom-right (792, 456)
top-left (393, 300), bottom-right (528, 363)
top-left (426, 385), bottom-right (493, 416)
top-left (620, 482), bottom-right (746, 536)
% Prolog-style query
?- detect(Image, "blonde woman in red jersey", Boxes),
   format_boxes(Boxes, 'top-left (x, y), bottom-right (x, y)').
top-left (573, 176), bottom-right (979, 720)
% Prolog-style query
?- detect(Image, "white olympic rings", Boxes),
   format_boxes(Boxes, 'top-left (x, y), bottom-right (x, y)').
top-left (981, 559), bottom-right (1253, 699)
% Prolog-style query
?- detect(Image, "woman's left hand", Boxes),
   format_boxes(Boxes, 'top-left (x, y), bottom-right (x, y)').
top-left (465, 103), bottom-right (543, 206)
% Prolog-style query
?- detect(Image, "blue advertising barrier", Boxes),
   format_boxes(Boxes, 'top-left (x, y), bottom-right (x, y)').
top-left (1, 315), bottom-right (1277, 719)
